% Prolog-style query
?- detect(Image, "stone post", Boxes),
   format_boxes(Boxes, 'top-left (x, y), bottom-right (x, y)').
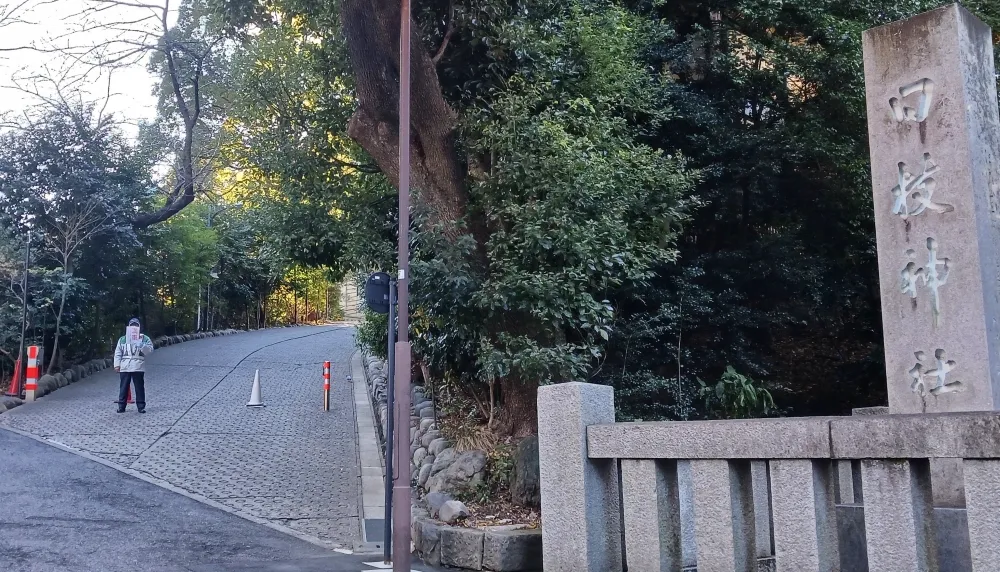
top-left (863, 3), bottom-right (1000, 413)
top-left (964, 459), bottom-right (1000, 571)
top-left (863, 2), bottom-right (1000, 507)
top-left (621, 459), bottom-right (682, 571)
top-left (690, 459), bottom-right (756, 572)
top-left (537, 382), bottom-right (622, 572)
top-left (860, 459), bottom-right (938, 572)
top-left (770, 460), bottom-right (840, 572)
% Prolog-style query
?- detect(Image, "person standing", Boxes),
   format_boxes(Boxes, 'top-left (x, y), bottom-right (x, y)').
top-left (114, 318), bottom-right (154, 413)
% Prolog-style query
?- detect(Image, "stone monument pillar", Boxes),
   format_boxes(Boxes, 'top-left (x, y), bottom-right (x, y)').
top-left (863, 3), bottom-right (1000, 507)
top-left (864, 3), bottom-right (1000, 415)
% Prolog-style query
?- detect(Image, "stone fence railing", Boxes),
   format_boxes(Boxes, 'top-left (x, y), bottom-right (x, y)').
top-left (538, 382), bottom-right (1000, 572)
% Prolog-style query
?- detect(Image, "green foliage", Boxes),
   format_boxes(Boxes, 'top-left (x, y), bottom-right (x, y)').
top-left (355, 307), bottom-right (389, 361)
top-left (0, 98), bottom-right (343, 370)
top-left (461, 442), bottom-right (516, 506)
top-left (204, 0), bottom-right (1000, 426)
top-left (698, 366), bottom-right (776, 420)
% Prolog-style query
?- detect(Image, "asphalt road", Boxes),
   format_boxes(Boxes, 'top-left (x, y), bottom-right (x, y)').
top-left (0, 326), bottom-right (362, 547)
top-left (0, 326), bottom-right (439, 572)
top-left (0, 428), bottom-right (393, 572)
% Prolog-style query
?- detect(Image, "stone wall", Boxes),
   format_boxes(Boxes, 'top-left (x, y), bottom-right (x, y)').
top-left (361, 354), bottom-right (542, 571)
top-left (0, 329), bottom-right (244, 416)
top-left (340, 282), bottom-right (363, 322)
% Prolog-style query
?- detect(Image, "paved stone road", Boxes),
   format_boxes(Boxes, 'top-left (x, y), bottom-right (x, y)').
top-left (0, 325), bottom-right (362, 549)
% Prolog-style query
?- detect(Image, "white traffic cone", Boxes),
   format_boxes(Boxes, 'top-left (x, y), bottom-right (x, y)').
top-left (247, 369), bottom-right (265, 407)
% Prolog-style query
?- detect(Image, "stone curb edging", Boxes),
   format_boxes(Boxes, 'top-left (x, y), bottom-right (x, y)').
top-left (360, 352), bottom-right (542, 572)
top-left (0, 328), bottom-right (245, 415)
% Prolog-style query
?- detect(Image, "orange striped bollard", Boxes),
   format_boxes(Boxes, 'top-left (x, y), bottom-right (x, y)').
top-left (24, 346), bottom-right (39, 402)
top-left (323, 361), bottom-right (331, 411)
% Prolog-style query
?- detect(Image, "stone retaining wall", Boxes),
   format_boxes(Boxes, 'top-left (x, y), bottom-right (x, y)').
top-left (361, 354), bottom-right (542, 571)
top-left (0, 329), bottom-right (244, 415)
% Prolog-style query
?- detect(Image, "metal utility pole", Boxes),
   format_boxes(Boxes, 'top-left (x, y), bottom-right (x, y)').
top-left (17, 231), bottom-right (30, 379)
top-left (384, 280), bottom-right (397, 562)
top-left (392, 0), bottom-right (413, 568)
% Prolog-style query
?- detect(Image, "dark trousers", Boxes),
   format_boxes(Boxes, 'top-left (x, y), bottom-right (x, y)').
top-left (118, 372), bottom-right (146, 410)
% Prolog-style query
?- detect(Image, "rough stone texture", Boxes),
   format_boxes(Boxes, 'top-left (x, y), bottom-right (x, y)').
top-left (511, 436), bottom-right (540, 508)
top-left (860, 459), bottom-right (937, 572)
top-left (620, 459), bottom-right (681, 571)
top-left (418, 463), bottom-right (433, 487)
top-left (769, 460), bottom-right (839, 572)
top-left (962, 459), bottom-right (1000, 570)
top-left (836, 460), bottom-right (856, 504)
top-left (417, 518), bottom-right (443, 566)
top-left (426, 491), bottom-right (453, 518)
top-left (429, 438), bottom-right (450, 457)
top-left (427, 451), bottom-right (486, 494)
top-left (482, 528), bottom-right (543, 572)
top-left (830, 412), bottom-right (1000, 459)
top-left (838, 505), bottom-right (971, 571)
top-left (63, 370), bottom-right (75, 384)
top-left (751, 460), bottom-right (773, 560)
top-left (677, 461), bottom-right (697, 569)
top-left (439, 500), bottom-right (470, 524)
top-left (432, 448), bottom-right (457, 475)
top-left (440, 526), bottom-right (485, 570)
top-left (420, 418), bottom-right (435, 431)
top-left (39, 375), bottom-right (56, 393)
top-left (588, 417), bottom-right (833, 460)
top-left (421, 430), bottom-right (441, 447)
top-left (537, 382), bottom-right (621, 572)
top-left (419, 406), bottom-right (435, 419)
top-left (413, 447), bottom-right (428, 467)
top-left (690, 459), bottom-right (755, 572)
top-left (866, 4), bottom-right (1000, 415)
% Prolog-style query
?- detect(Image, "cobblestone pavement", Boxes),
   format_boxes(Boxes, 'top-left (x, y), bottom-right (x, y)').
top-left (0, 325), bottom-right (362, 549)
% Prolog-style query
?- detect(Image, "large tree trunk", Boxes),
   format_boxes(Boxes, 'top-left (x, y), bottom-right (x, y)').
top-left (341, 0), bottom-right (539, 437)
top-left (495, 377), bottom-right (539, 438)
top-left (340, 0), bottom-right (481, 245)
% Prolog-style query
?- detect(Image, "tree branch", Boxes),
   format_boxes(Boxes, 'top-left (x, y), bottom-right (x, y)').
top-left (432, 0), bottom-right (455, 64)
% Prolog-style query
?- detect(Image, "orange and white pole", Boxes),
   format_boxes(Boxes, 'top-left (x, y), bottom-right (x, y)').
top-left (23, 346), bottom-right (39, 402)
top-left (323, 361), bottom-right (331, 411)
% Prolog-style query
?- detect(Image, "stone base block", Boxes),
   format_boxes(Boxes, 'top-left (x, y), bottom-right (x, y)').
top-left (483, 528), bottom-right (542, 571)
top-left (440, 526), bottom-right (484, 570)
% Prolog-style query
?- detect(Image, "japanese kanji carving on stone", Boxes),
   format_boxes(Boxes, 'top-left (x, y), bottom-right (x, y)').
top-left (889, 78), bottom-right (935, 122)
top-left (908, 349), bottom-right (964, 396)
top-left (890, 152), bottom-right (954, 218)
top-left (900, 237), bottom-right (951, 325)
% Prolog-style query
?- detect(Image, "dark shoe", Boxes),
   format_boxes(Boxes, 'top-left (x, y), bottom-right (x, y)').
top-left (117, 409), bottom-right (125, 413)
top-left (138, 408), bottom-right (146, 414)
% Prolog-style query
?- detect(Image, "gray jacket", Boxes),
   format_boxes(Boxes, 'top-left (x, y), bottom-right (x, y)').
top-left (114, 335), bottom-right (154, 372)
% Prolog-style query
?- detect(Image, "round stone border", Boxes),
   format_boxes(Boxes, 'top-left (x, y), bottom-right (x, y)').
top-left (361, 352), bottom-right (542, 572)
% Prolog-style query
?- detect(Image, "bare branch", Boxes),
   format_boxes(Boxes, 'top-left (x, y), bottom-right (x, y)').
top-left (432, 0), bottom-right (455, 64)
